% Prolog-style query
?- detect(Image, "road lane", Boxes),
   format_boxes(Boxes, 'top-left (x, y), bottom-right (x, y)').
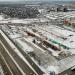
top-left (0, 33), bottom-right (37, 75)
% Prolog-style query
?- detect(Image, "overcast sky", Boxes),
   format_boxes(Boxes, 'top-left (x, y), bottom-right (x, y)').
top-left (0, 0), bottom-right (21, 1)
top-left (0, 0), bottom-right (75, 2)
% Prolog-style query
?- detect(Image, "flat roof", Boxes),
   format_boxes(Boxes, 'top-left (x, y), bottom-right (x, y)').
top-left (35, 25), bottom-right (75, 49)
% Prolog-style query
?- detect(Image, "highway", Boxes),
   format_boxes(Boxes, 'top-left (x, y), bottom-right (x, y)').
top-left (0, 33), bottom-right (37, 75)
top-left (2, 30), bottom-right (44, 75)
top-left (0, 42), bottom-right (22, 75)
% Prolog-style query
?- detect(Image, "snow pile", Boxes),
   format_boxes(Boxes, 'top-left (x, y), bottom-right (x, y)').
top-left (48, 48), bottom-right (59, 57)
top-left (0, 15), bottom-right (4, 20)
top-left (9, 34), bottom-right (22, 39)
top-left (47, 66), bottom-right (58, 75)
top-left (16, 39), bottom-right (34, 53)
top-left (0, 65), bottom-right (4, 75)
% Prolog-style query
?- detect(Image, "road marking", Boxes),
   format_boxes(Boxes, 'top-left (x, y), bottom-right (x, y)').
top-left (0, 40), bottom-right (26, 75)
top-left (0, 51), bottom-right (14, 75)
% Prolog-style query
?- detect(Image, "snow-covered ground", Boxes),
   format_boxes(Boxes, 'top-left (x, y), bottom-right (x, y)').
top-left (1, 11), bottom-right (75, 75)
top-left (0, 30), bottom-right (38, 75)
top-left (0, 15), bottom-right (4, 21)
top-left (1, 26), bottom-right (58, 75)
top-left (0, 15), bottom-right (49, 24)
top-left (0, 65), bottom-right (4, 75)
top-left (33, 25), bottom-right (75, 50)
top-left (15, 38), bottom-right (34, 53)
top-left (45, 11), bottom-right (75, 20)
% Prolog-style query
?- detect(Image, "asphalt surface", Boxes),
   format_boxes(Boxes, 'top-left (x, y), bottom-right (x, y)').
top-left (3, 31), bottom-right (44, 75)
top-left (0, 42), bottom-right (22, 75)
top-left (0, 33), bottom-right (37, 75)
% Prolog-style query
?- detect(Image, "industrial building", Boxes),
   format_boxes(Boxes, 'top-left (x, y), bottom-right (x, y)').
top-left (47, 5), bottom-right (68, 12)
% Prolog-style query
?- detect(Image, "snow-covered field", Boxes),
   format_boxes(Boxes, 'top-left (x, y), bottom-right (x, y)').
top-left (1, 11), bottom-right (75, 75)
top-left (0, 15), bottom-right (4, 20)
top-left (0, 15), bottom-right (49, 24)
top-left (34, 25), bottom-right (75, 49)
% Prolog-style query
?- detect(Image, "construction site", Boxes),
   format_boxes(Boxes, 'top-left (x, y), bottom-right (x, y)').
top-left (0, 2), bottom-right (75, 75)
